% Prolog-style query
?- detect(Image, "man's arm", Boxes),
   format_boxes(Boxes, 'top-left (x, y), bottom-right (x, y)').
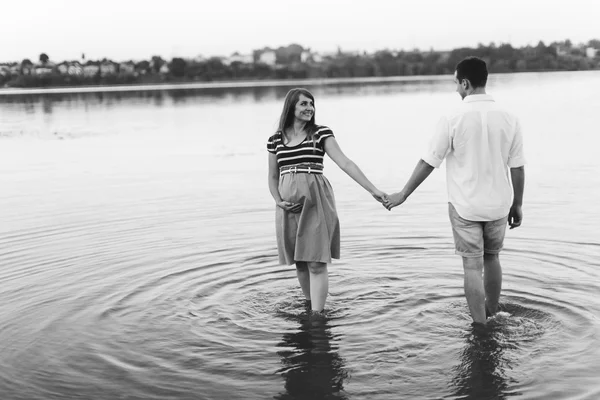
top-left (384, 116), bottom-right (448, 210)
top-left (384, 159), bottom-right (435, 210)
top-left (508, 166), bottom-right (525, 229)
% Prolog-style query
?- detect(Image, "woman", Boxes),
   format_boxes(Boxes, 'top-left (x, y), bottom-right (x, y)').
top-left (267, 88), bottom-right (386, 313)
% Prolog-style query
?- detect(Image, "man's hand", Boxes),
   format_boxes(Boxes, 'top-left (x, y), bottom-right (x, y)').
top-left (508, 204), bottom-right (522, 229)
top-left (383, 191), bottom-right (407, 211)
top-left (277, 201), bottom-right (303, 213)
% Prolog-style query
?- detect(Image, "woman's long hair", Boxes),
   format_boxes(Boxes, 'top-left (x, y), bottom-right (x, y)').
top-left (276, 88), bottom-right (318, 151)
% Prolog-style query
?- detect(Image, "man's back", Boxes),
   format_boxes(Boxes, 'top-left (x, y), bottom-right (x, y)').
top-left (424, 94), bottom-right (525, 221)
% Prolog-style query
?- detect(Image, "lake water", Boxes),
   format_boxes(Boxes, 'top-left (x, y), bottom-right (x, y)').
top-left (1, 71), bottom-right (599, 400)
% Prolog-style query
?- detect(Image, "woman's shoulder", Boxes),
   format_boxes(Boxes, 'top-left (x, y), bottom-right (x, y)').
top-left (267, 131), bottom-right (283, 153)
top-left (268, 131), bottom-right (283, 142)
top-left (314, 125), bottom-right (334, 136)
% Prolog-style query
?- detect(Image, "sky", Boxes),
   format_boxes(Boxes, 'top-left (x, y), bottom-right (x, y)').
top-left (1, 0), bottom-right (599, 63)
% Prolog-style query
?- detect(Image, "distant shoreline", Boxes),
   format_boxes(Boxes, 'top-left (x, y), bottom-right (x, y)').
top-left (0, 75), bottom-right (453, 96)
top-left (1, 70), bottom-right (598, 96)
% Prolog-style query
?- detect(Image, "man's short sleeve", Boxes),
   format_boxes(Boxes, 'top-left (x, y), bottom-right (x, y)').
top-left (422, 116), bottom-right (451, 168)
top-left (507, 118), bottom-right (526, 168)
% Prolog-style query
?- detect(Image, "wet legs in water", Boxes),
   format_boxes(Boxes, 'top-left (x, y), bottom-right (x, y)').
top-left (483, 253), bottom-right (502, 316)
top-left (463, 257), bottom-right (486, 324)
top-left (295, 262), bottom-right (311, 301)
top-left (295, 261), bottom-right (328, 313)
top-left (463, 255), bottom-right (503, 324)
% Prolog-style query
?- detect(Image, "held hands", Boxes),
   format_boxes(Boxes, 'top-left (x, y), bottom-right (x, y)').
top-left (508, 204), bottom-right (523, 229)
top-left (371, 189), bottom-right (389, 204)
top-left (277, 200), bottom-right (303, 213)
top-left (370, 188), bottom-right (407, 211)
top-left (382, 191), bottom-right (407, 211)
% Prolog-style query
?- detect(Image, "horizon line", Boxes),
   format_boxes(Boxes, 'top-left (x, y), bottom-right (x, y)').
top-left (1, 38), bottom-right (599, 65)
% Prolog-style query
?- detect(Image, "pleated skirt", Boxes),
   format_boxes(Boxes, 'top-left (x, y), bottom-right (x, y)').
top-left (276, 172), bottom-right (340, 265)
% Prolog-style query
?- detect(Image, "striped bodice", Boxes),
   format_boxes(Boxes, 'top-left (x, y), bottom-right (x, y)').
top-left (266, 126), bottom-right (334, 168)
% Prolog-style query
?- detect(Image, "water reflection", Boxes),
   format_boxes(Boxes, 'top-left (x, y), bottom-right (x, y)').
top-left (41, 97), bottom-right (53, 114)
top-left (275, 311), bottom-right (348, 400)
top-left (0, 77), bottom-right (455, 115)
top-left (451, 323), bottom-right (519, 400)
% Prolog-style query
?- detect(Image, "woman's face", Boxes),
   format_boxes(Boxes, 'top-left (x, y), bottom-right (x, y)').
top-left (293, 94), bottom-right (314, 123)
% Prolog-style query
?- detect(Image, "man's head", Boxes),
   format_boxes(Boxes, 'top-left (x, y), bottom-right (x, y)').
top-left (454, 57), bottom-right (488, 99)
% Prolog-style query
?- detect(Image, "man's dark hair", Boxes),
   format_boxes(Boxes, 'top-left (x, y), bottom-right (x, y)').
top-left (455, 57), bottom-right (488, 88)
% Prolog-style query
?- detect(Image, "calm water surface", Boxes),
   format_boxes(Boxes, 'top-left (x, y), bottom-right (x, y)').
top-left (1, 72), bottom-right (599, 400)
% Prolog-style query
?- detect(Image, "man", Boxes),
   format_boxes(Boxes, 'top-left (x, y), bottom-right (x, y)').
top-left (384, 56), bottom-right (525, 325)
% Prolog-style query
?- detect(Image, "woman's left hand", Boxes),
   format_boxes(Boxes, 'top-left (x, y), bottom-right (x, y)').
top-left (277, 200), bottom-right (303, 213)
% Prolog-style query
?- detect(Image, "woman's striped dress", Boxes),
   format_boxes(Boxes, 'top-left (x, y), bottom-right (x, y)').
top-left (267, 126), bottom-right (340, 265)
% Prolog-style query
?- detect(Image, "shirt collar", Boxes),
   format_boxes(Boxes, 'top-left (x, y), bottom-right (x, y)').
top-left (463, 94), bottom-right (495, 103)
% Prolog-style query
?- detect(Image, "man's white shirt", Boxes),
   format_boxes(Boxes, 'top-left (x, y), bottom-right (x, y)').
top-left (422, 94), bottom-right (526, 221)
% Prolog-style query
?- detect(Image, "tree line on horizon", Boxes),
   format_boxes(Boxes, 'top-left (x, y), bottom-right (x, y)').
top-left (1, 39), bottom-right (599, 88)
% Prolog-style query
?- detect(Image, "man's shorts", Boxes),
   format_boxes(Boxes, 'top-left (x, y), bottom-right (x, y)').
top-left (448, 203), bottom-right (508, 258)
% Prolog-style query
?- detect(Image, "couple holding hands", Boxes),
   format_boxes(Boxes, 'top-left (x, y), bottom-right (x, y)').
top-left (267, 57), bottom-right (525, 326)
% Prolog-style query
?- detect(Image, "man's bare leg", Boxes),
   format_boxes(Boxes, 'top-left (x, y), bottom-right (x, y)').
top-left (483, 253), bottom-right (502, 316)
top-left (463, 257), bottom-right (486, 324)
